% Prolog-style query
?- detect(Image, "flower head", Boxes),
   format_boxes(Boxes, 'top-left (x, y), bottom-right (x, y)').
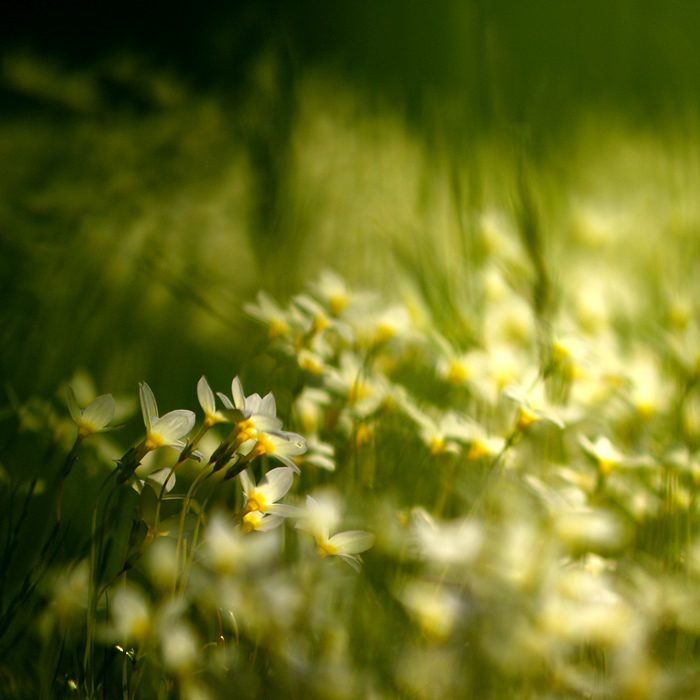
top-left (296, 495), bottom-right (374, 571)
top-left (239, 466), bottom-right (301, 523)
top-left (66, 386), bottom-right (116, 439)
top-left (196, 376), bottom-right (247, 428)
top-left (139, 382), bottom-right (196, 453)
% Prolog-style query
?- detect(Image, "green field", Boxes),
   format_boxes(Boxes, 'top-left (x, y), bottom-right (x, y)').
top-left (2, 5), bottom-right (700, 698)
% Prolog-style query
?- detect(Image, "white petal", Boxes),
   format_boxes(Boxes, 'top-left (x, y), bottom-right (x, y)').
top-left (231, 377), bottom-right (245, 410)
top-left (253, 415), bottom-right (283, 432)
top-left (266, 503), bottom-right (303, 518)
top-left (269, 454), bottom-right (301, 474)
top-left (328, 530), bottom-right (375, 555)
top-left (304, 454), bottom-right (336, 471)
top-left (66, 385), bottom-right (83, 423)
top-left (254, 514), bottom-right (285, 532)
top-left (258, 467), bottom-right (294, 502)
top-left (220, 408), bottom-right (248, 423)
top-left (152, 410), bottom-right (196, 442)
top-left (146, 466), bottom-right (176, 493)
top-left (197, 376), bottom-right (216, 415)
top-left (337, 554), bottom-right (363, 572)
top-left (259, 392), bottom-right (277, 417)
top-left (273, 432), bottom-right (307, 456)
top-left (218, 392), bottom-right (234, 409)
top-left (240, 468), bottom-right (255, 495)
top-left (82, 394), bottom-right (116, 429)
top-left (140, 383), bottom-right (159, 432)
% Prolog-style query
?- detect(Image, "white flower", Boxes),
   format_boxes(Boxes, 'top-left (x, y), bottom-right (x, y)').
top-left (202, 511), bottom-right (279, 574)
top-left (395, 389), bottom-right (484, 456)
top-left (108, 586), bottom-right (152, 644)
top-left (139, 382), bottom-right (196, 453)
top-left (502, 382), bottom-right (566, 431)
top-left (297, 495), bottom-right (374, 571)
top-left (217, 376), bottom-right (283, 441)
top-left (398, 579), bottom-right (464, 639)
top-left (239, 467), bottom-right (301, 526)
top-left (238, 430), bottom-right (307, 473)
top-left (66, 386), bottom-right (116, 439)
top-left (295, 435), bottom-right (336, 472)
top-left (243, 290), bottom-right (295, 339)
top-left (196, 376), bottom-right (247, 427)
top-left (578, 434), bottom-right (653, 476)
top-left (408, 509), bottom-right (483, 568)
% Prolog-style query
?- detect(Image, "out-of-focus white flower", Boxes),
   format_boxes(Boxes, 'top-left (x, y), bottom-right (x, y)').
top-left (159, 619), bottom-right (199, 673)
top-left (202, 511), bottom-right (279, 574)
top-left (323, 351), bottom-right (387, 417)
top-left (294, 435), bottom-right (336, 472)
top-left (294, 387), bottom-right (331, 435)
top-left (392, 385), bottom-right (484, 456)
top-left (397, 579), bottom-right (464, 639)
top-left (307, 269), bottom-right (364, 318)
top-left (625, 350), bottom-right (671, 417)
top-left (66, 386), bottom-right (116, 439)
top-left (502, 382), bottom-right (566, 432)
top-left (578, 434), bottom-right (654, 476)
top-left (107, 585), bottom-right (152, 644)
top-left (554, 508), bottom-right (630, 553)
top-left (408, 509), bottom-right (483, 568)
top-left (243, 290), bottom-right (295, 340)
top-left (296, 495), bottom-right (374, 571)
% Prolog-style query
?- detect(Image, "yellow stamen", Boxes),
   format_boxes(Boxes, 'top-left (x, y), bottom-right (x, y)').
top-left (430, 437), bottom-right (446, 455)
top-left (329, 295), bottom-right (347, 317)
top-left (446, 361), bottom-right (468, 385)
top-left (144, 433), bottom-right (165, 451)
top-left (268, 317), bottom-right (290, 339)
top-left (242, 491), bottom-right (267, 514)
top-left (316, 539), bottom-right (337, 557)
top-left (516, 407), bottom-right (537, 432)
top-left (467, 440), bottom-right (489, 460)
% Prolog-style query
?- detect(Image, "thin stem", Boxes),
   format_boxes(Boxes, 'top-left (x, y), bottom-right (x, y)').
top-left (171, 464), bottom-right (216, 596)
top-left (84, 469), bottom-right (119, 697)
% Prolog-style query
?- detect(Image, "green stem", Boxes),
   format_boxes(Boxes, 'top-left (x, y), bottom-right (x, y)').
top-left (84, 469), bottom-right (119, 697)
top-left (171, 465), bottom-right (216, 596)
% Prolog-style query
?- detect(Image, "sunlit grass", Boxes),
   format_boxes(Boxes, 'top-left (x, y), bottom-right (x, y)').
top-left (2, 50), bottom-right (700, 699)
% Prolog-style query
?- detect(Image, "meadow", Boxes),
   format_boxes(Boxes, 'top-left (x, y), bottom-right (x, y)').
top-left (2, 39), bottom-right (700, 699)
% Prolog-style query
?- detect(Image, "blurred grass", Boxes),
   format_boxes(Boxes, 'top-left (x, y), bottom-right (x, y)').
top-left (1, 0), bottom-right (700, 407)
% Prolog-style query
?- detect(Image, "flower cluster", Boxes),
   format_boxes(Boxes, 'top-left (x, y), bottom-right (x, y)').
top-left (15, 247), bottom-right (700, 699)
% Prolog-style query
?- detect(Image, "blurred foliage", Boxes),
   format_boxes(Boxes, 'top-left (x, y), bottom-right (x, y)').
top-left (3, 4), bottom-right (700, 698)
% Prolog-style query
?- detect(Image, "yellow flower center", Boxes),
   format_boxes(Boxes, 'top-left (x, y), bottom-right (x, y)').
top-left (242, 512), bottom-right (262, 532)
top-left (430, 437), bottom-right (446, 455)
top-left (348, 380), bottom-right (369, 405)
top-left (299, 354), bottom-right (323, 375)
top-left (598, 457), bottom-right (616, 476)
top-left (467, 440), bottom-right (489, 460)
top-left (244, 491), bottom-right (267, 514)
top-left (316, 539), bottom-right (337, 557)
top-left (354, 423), bottom-right (372, 447)
top-left (312, 315), bottom-right (329, 333)
top-left (375, 323), bottom-right (395, 345)
top-left (446, 361), bottom-right (468, 385)
top-left (144, 433), bottom-right (165, 451)
top-left (516, 406), bottom-right (537, 432)
top-left (329, 295), bottom-right (347, 317)
top-left (78, 422), bottom-right (97, 439)
top-left (268, 317), bottom-right (290, 339)
top-left (552, 341), bottom-right (570, 364)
